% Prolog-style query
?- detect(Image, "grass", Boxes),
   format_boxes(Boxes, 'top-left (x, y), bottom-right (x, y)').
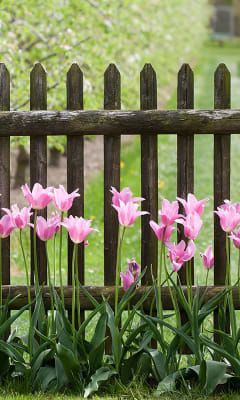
top-left (6, 39), bottom-right (240, 398)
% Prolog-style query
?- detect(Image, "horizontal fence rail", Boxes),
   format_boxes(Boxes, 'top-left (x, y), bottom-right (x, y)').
top-left (0, 109), bottom-right (240, 136)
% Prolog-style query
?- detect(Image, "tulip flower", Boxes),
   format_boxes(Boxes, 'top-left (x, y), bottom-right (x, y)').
top-left (176, 212), bottom-right (203, 240)
top-left (48, 212), bottom-right (61, 234)
top-left (36, 216), bottom-right (57, 241)
top-left (159, 199), bottom-right (182, 226)
top-left (62, 215), bottom-right (97, 244)
top-left (229, 228), bottom-right (240, 249)
top-left (2, 204), bottom-right (32, 229)
top-left (112, 200), bottom-right (149, 227)
top-left (0, 215), bottom-right (15, 238)
top-left (214, 205), bottom-right (240, 233)
top-left (22, 183), bottom-right (53, 210)
top-left (120, 269), bottom-right (135, 291)
top-left (176, 193), bottom-right (208, 216)
top-left (53, 185), bottom-right (80, 212)
top-left (111, 186), bottom-right (144, 207)
top-left (150, 220), bottom-right (175, 242)
top-left (200, 246), bottom-right (214, 270)
top-left (166, 240), bottom-right (196, 272)
top-left (127, 258), bottom-right (140, 278)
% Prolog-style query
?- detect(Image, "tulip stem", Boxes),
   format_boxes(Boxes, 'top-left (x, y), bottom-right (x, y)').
top-left (238, 249), bottom-right (240, 303)
top-left (19, 229), bottom-right (32, 360)
top-left (163, 243), bottom-right (180, 328)
top-left (59, 211), bottom-right (64, 305)
top-left (45, 242), bottom-right (54, 331)
top-left (72, 243), bottom-right (77, 336)
top-left (115, 226), bottom-right (125, 317)
top-left (226, 235), bottom-right (236, 339)
top-left (33, 210), bottom-right (40, 294)
top-left (0, 238), bottom-right (2, 320)
top-left (53, 233), bottom-right (56, 286)
top-left (75, 244), bottom-right (81, 329)
top-left (158, 229), bottom-right (165, 342)
top-left (205, 269), bottom-right (209, 288)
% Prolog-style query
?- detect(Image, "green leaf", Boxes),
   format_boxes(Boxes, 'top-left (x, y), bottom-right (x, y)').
top-left (56, 343), bottom-right (80, 381)
top-left (35, 366), bottom-right (56, 392)
top-left (155, 371), bottom-right (181, 396)
top-left (0, 303), bottom-right (30, 339)
top-left (84, 366), bottom-right (116, 398)
top-left (0, 350), bottom-right (10, 377)
top-left (89, 312), bottom-right (107, 372)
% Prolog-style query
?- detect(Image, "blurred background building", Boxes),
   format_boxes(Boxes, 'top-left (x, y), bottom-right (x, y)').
top-left (210, 0), bottom-right (240, 38)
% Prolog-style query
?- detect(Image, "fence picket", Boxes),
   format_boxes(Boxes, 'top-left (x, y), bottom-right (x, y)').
top-left (67, 63), bottom-right (84, 326)
top-left (30, 63), bottom-right (47, 285)
top-left (214, 63), bottom-right (231, 335)
top-left (0, 64), bottom-right (10, 288)
top-left (140, 64), bottom-right (158, 283)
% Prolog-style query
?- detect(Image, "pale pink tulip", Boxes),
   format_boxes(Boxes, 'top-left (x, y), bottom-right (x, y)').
top-left (166, 240), bottom-right (196, 272)
top-left (36, 216), bottom-right (57, 241)
top-left (0, 215), bottom-right (15, 238)
top-left (200, 246), bottom-right (214, 270)
top-left (62, 215), bottom-right (97, 244)
top-left (3, 204), bottom-right (32, 229)
top-left (150, 220), bottom-right (174, 242)
top-left (220, 200), bottom-right (240, 214)
top-left (22, 183), bottom-right (53, 210)
top-left (112, 200), bottom-right (149, 227)
top-left (177, 193), bottom-right (208, 216)
top-left (48, 212), bottom-right (61, 234)
top-left (176, 212), bottom-right (203, 240)
top-left (111, 186), bottom-right (144, 207)
top-left (127, 258), bottom-right (140, 279)
top-left (159, 199), bottom-right (181, 226)
top-left (120, 269), bottom-right (135, 291)
top-left (229, 228), bottom-right (240, 249)
top-left (214, 205), bottom-right (240, 233)
top-left (53, 185), bottom-right (80, 212)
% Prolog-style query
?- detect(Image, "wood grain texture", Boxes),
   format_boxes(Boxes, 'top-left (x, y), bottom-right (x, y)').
top-left (0, 64), bottom-right (10, 286)
top-left (140, 64), bottom-right (158, 283)
top-left (104, 64), bottom-right (121, 285)
top-left (177, 64), bottom-right (194, 285)
top-left (1, 109), bottom-right (240, 136)
top-left (214, 63), bottom-right (231, 335)
top-left (30, 63), bottom-right (47, 285)
top-left (67, 63), bottom-right (84, 328)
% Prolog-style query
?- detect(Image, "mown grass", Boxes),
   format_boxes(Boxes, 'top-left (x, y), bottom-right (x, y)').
top-left (6, 40), bottom-right (240, 398)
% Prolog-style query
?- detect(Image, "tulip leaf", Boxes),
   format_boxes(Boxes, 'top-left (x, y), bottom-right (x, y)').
top-left (84, 366), bottom-right (116, 398)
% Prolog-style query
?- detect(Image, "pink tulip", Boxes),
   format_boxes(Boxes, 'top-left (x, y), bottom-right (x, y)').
top-left (159, 199), bottom-right (181, 226)
top-left (62, 215), bottom-right (97, 244)
top-left (229, 228), bottom-right (240, 249)
top-left (0, 215), bottom-right (15, 238)
top-left (111, 186), bottom-right (144, 207)
top-left (220, 200), bottom-right (240, 214)
top-left (22, 183), bottom-right (53, 210)
top-left (53, 185), bottom-right (80, 212)
top-left (176, 193), bottom-right (208, 217)
top-left (120, 269), bottom-right (135, 291)
top-left (2, 204), bottom-right (32, 229)
top-left (48, 212), bottom-right (61, 234)
top-left (36, 216), bottom-right (57, 241)
top-left (214, 205), bottom-right (240, 233)
top-left (127, 258), bottom-right (140, 278)
top-left (200, 246), bottom-right (214, 270)
top-left (84, 240), bottom-right (89, 248)
top-left (150, 220), bottom-right (174, 242)
top-left (166, 240), bottom-right (196, 272)
top-left (112, 200), bottom-right (149, 227)
top-left (176, 212), bottom-right (203, 240)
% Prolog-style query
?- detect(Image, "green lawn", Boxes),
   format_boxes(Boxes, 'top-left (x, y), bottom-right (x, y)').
top-left (6, 40), bottom-right (240, 398)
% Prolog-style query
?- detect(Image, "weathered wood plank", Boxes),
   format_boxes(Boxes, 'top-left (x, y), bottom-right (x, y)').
top-left (104, 64), bottom-right (121, 285)
top-left (140, 64), bottom-right (158, 283)
top-left (177, 64), bottom-right (194, 284)
top-left (67, 63), bottom-right (84, 328)
top-left (0, 64), bottom-right (10, 287)
top-left (30, 63), bottom-right (47, 285)
top-left (214, 63), bottom-right (231, 335)
top-left (1, 109), bottom-right (240, 136)
top-left (2, 285), bottom-right (239, 309)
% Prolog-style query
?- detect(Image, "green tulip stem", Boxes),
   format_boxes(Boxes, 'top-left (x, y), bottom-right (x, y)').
top-left (158, 229), bottom-right (165, 341)
top-left (19, 229), bottom-right (32, 360)
top-left (53, 233), bottom-right (56, 286)
top-left (163, 243), bottom-right (180, 328)
top-left (0, 238), bottom-right (2, 320)
top-left (115, 225), bottom-right (125, 317)
top-left (205, 269), bottom-right (209, 288)
top-left (45, 241), bottom-right (54, 330)
top-left (33, 210), bottom-right (40, 294)
top-left (238, 249), bottom-right (240, 303)
top-left (72, 243), bottom-right (77, 336)
top-left (59, 211), bottom-right (64, 305)
top-left (226, 234), bottom-right (236, 339)
top-left (75, 244), bottom-right (81, 329)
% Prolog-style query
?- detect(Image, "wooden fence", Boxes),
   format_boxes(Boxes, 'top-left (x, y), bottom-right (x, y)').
top-left (0, 61), bottom-right (238, 316)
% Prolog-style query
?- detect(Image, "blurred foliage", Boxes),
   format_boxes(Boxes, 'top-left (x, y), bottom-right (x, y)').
top-left (1, 0), bottom-right (211, 149)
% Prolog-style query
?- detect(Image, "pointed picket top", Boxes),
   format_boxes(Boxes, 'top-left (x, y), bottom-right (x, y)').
top-left (104, 63), bottom-right (121, 109)
top-left (30, 62), bottom-right (47, 110)
top-left (67, 62), bottom-right (83, 110)
top-left (140, 63), bottom-right (157, 110)
top-left (0, 63), bottom-right (10, 110)
top-left (177, 63), bottom-right (194, 109)
top-left (214, 63), bottom-right (231, 109)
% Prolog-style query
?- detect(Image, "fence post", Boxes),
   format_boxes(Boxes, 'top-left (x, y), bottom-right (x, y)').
top-left (214, 63), bottom-right (231, 336)
top-left (140, 64), bottom-right (158, 283)
top-left (30, 63), bottom-right (48, 285)
top-left (67, 63), bottom-right (84, 326)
